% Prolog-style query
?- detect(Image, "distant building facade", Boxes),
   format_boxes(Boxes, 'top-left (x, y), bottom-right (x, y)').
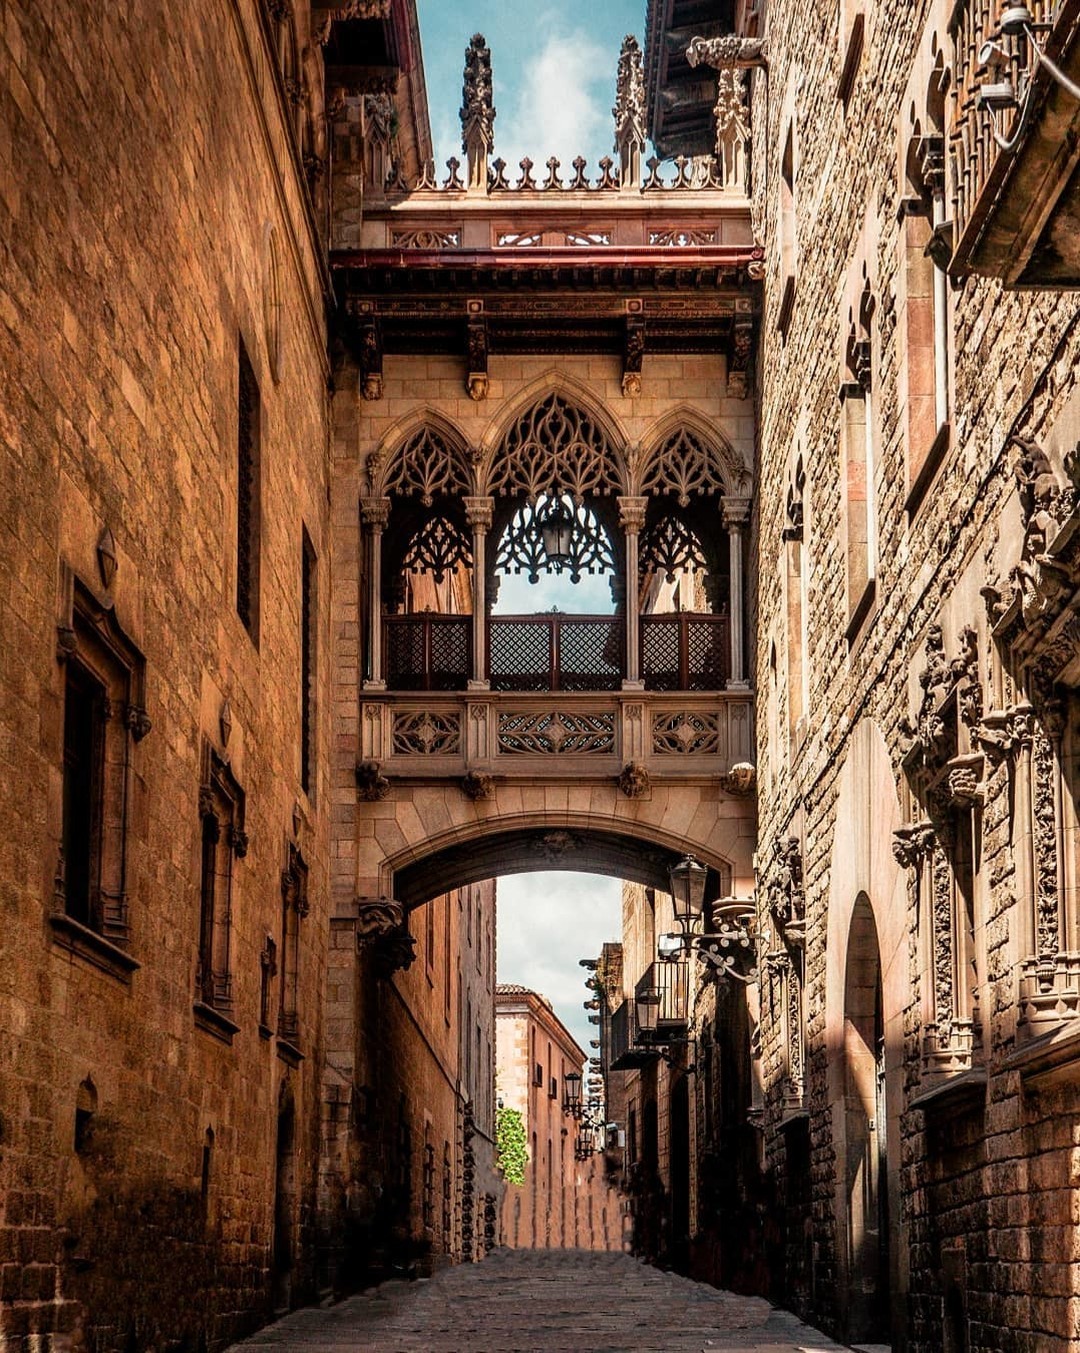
top-left (495, 986), bottom-right (623, 1251)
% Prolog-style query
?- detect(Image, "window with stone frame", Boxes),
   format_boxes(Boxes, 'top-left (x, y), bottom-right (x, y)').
top-left (55, 579), bottom-right (149, 969)
top-left (840, 266), bottom-right (879, 637)
top-left (236, 335), bottom-right (261, 642)
top-left (781, 447), bottom-right (809, 745)
top-left (422, 1138), bottom-right (436, 1234)
top-left (278, 843), bottom-right (308, 1048)
top-left (838, 0), bottom-right (866, 104)
top-left (442, 1141), bottom-right (452, 1250)
top-left (300, 527), bottom-right (317, 797)
top-left (259, 933), bottom-right (277, 1037)
top-left (196, 746), bottom-right (247, 1036)
top-left (899, 38), bottom-right (952, 514)
top-left (777, 117), bottom-right (797, 335)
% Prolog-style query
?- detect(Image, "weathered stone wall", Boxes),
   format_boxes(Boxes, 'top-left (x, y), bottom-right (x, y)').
top-left (754, 0), bottom-right (1080, 1348)
top-left (0, 1), bottom-right (330, 1346)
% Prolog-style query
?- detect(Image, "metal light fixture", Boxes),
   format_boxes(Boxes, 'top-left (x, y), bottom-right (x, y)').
top-left (668, 854), bottom-right (708, 931)
top-left (657, 932), bottom-right (685, 961)
top-left (538, 495), bottom-right (575, 565)
top-left (635, 986), bottom-right (661, 1035)
top-left (563, 1069), bottom-right (582, 1116)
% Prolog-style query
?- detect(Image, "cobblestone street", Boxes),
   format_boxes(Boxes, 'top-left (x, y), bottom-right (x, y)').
top-left (232, 1249), bottom-right (847, 1352)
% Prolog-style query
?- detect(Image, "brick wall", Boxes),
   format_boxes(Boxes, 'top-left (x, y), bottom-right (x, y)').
top-left (0, 1), bottom-right (330, 1346)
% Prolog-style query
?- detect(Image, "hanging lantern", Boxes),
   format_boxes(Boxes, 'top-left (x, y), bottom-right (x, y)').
top-left (563, 1069), bottom-right (583, 1116)
top-left (635, 986), bottom-right (661, 1037)
top-left (539, 496), bottom-right (575, 565)
top-left (668, 854), bottom-right (707, 932)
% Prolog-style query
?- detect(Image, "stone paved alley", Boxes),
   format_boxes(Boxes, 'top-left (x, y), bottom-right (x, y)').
top-left (230, 1250), bottom-right (848, 1352)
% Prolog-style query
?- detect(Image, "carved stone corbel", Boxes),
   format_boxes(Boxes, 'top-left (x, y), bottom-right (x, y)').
top-left (719, 762), bottom-right (756, 796)
top-left (461, 770), bottom-right (495, 801)
top-left (727, 317), bottom-right (753, 400)
top-left (617, 761), bottom-right (650, 798)
top-left (622, 315), bottom-right (645, 398)
top-left (891, 822), bottom-right (935, 870)
top-left (356, 759), bottom-right (390, 801)
top-left (466, 306), bottom-right (488, 401)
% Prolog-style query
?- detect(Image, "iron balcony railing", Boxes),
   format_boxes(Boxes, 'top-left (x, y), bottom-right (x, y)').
top-left (608, 960), bottom-right (690, 1071)
top-left (950, 0), bottom-right (1056, 266)
top-left (488, 614), bottom-right (624, 691)
top-left (384, 614), bottom-right (472, 691)
top-left (384, 611), bottom-right (730, 692)
top-left (641, 613), bottom-right (729, 690)
top-left (637, 960), bottom-right (690, 1031)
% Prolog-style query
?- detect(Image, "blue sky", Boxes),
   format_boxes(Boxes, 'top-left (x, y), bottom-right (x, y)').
top-left (414, 2), bottom-right (634, 1056)
top-left (417, 0), bottom-right (646, 178)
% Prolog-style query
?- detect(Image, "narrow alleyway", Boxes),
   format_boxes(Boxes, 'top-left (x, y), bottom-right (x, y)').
top-left (231, 1249), bottom-right (847, 1352)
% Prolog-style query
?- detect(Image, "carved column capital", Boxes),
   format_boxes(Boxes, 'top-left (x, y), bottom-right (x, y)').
top-left (360, 496), bottom-right (391, 530)
top-left (464, 496), bottom-right (495, 531)
top-left (617, 495), bottom-right (648, 534)
top-left (722, 495), bottom-right (752, 529)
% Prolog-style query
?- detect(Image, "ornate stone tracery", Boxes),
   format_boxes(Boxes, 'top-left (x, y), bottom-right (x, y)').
top-left (639, 425), bottom-right (746, 503)
top-left (487, 393), bottom-right (623, 502)
top-left (381, 424), bottom-right (473, 505)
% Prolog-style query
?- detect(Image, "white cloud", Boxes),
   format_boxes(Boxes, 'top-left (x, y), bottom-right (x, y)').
top-left (497, 872), bottom-right (621, 1060)
top-left (496, 28), bottom-right (613, 173)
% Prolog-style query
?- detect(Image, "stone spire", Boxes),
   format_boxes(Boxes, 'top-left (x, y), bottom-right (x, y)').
top-left (461, 33), bottom-right (495, 193)
top-left (686, 35), bottom-right (766, 193)
top-left (613, 34), bottom-right (645, 190)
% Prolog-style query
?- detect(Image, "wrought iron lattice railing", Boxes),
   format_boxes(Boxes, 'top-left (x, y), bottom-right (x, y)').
top-left (384, 614), bottom-right (472, 691)
top-left (641, 613), bottom-right (729, 690)
top-left (383, 612), bottom-right (731, 692)
top-left (488, 614), bottom-right (624, 692)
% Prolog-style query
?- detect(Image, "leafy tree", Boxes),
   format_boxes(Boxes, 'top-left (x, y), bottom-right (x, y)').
top-left (495, 1106), bottom-right (528, 1185)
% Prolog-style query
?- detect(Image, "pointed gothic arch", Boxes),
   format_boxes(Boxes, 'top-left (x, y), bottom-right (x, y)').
top-left (635, 408), bottom-right (751, 501)
top-left (371, 411), bottom-right (474, 504)
top-left (475, 370), bottom-right (630, 491)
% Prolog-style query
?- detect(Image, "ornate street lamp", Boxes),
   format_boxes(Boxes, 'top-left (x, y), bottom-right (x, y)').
top-left (635, 986), bottom-right (661, 1037)
top-left (668, 854), bottom-right (708, 932)
top-left (538, 495), bottom-right (575, 566)
top-left (563, 1069), bottom-right (583, 1117)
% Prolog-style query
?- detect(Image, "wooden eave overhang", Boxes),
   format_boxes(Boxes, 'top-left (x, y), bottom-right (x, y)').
top-left (332, 244), bottom-right (762, 356)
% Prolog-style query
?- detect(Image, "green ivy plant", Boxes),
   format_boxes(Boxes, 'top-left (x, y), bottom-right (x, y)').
top-left (495, 1106), bottom-right (528, 1186)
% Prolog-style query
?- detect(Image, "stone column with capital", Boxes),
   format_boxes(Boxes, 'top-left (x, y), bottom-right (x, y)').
top-left (618, 497), bottom-right (648, 688)
top-left (465, 496), bottom-right (494, 688)
top-left (360, 497), bottom-right (390, 689)
top-left (723, 496), bottom-right (751, 688)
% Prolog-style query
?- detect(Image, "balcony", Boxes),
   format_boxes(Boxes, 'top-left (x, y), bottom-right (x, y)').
top-left (950, 0), bottom-right (1080, 285)
top-left (608, 962), bottom-right (690, 1071)
top-left (384, 612), bottom-right (730, 694)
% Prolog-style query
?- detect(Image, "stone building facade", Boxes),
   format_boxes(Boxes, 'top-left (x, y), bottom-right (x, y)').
top-left (495, 986), bottom-right (623, 1252)
top-left (1, 0), bottom-right (333, 1346)
top-left (741, 0), bottom-right (1080, 1348)
top-left (319, 879), bottom-right (497, 1286)
top-left (8, 0), bottom-right (1080, 1347)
